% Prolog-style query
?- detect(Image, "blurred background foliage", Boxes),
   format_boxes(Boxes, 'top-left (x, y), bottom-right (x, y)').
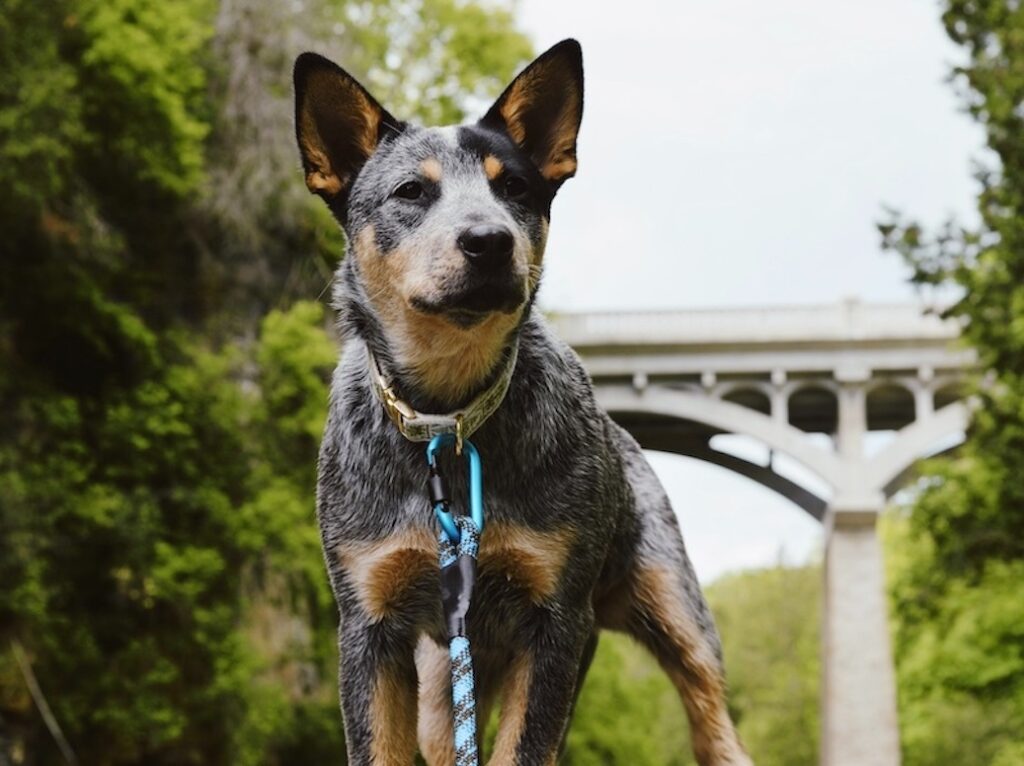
top-left (0, 0), bottom-right (530, 762)
top-left (879, 1), bottom-right (1024, 764)
top-left (0, 0), bottom-right (1022, 764)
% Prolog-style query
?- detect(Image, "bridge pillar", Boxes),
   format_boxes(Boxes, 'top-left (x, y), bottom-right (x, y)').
top-left (822, 500), bottom-right (901, 766)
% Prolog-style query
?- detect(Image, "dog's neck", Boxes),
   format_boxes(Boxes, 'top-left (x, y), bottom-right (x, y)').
top-left (366, 327), bottom-right (521, 415)
top-left (335, 268), bottom-right (531, 413)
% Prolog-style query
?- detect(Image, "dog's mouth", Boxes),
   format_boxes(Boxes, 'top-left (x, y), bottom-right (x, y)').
top-left (410, 281), bottom-right (526, 326)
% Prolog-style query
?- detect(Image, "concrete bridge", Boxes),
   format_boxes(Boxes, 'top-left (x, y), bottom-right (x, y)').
top-left (551, 299), bottom-right (974, 766)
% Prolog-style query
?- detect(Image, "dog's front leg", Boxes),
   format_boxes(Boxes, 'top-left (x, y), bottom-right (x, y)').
top-left (338, 616), bottom-right (419, 766)
top-left (488, 608), bottom-right (593, 766)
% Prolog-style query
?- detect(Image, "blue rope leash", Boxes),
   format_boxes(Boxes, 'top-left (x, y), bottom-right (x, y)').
top-left (438, 518), bottom-right (480, 765)
top-left (426, 434), bottom-right (484, 766)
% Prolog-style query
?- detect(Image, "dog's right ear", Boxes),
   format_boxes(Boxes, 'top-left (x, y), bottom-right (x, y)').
top-left (480, 39), bottom-right (584, 189)
top-left (294, 53), bottom-right (401, 205)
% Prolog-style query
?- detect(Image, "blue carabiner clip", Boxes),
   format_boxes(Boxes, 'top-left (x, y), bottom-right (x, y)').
top-left (426, 434), bottom-right (484, 544)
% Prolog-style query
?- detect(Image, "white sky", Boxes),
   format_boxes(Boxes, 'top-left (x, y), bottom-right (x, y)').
top-left (516, 0), bottom-right (984, 581)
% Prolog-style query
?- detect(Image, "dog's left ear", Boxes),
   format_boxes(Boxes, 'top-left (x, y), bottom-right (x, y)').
top-left (481, 39), bottom-right (584, 187)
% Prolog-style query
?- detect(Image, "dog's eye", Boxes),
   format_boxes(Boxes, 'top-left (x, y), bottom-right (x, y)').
top-left (504, 175), bottom-right (528, 199)
top-left (393, 180), bottom-right (424, 200)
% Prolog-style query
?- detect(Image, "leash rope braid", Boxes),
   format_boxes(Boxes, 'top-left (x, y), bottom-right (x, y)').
top-left (427, 434), bottom-right (485, 766)
top-left (438, 518), bottom-right (480, 766)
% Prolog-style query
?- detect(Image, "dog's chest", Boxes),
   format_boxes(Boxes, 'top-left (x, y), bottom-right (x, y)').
top-left (334, 520), bottom-right (576, 623)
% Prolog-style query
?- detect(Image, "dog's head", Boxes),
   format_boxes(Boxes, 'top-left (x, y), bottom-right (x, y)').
top-left (294, 41), bottom-right (583, 405)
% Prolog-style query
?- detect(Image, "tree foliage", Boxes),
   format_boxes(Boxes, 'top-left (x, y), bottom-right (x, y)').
top-left (883, 514), bottom-right (1024, 766)
top-left (559, 565), bottom-right (820, 766)
top-left (707, 565), bottom-right (819, 766)
top-left (879, 1), bottom-right (1024, 763)
top-left (0, 1), bottom-right (530, 762)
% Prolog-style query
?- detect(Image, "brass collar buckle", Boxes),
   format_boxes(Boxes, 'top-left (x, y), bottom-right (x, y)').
top-left (380, 384), bottom-right (416, 436)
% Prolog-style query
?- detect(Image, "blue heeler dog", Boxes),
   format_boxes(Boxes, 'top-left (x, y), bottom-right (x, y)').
top-left (294, 39), bottom-right (752, 766)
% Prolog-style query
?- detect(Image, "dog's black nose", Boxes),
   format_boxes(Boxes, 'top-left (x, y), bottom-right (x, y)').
top-left (458, 225), bottom-right (514, 270)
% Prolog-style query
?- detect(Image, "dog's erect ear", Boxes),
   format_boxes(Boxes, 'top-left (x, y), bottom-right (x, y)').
top-left (480, 39), bottom-right (583, 186)
top-left (294, 53), bottom-right (401, 202)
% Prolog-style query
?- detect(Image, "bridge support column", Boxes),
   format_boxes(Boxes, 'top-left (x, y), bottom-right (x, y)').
top-left (822, 501), bottom-right (901, 766)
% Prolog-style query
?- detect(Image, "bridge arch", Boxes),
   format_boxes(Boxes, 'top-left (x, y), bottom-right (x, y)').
top-left (607, 408), bottom-right (829, 518)
top-left (599, 386), bottom-right (847, 490)
top-left (601, 386), bottom-right (970, 509)
top-left (553, 302), bottom-right (976, 766)
top-left (865, 400), bottom-right (969, 493)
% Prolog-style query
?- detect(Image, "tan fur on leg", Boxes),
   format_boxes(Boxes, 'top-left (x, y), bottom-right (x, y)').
top-left (487, 652), bottom-right (558, 766)
top-left (417, 637), bottom-right (456, 766)
top-left (370, 663), bottom-right (418, 765)
top-left (634, 568), bottom-right (752, 766)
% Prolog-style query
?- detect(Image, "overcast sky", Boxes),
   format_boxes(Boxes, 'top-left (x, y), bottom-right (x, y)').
top-left (516, 0), bottom-right (984, 580)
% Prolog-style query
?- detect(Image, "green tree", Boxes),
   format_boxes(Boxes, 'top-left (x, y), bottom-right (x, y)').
top-left (564, 633), bottom-right (691, 766)
top-left (0, 0), bottom-right (531, 762)
top-left (708, 565), bottom-right (819, 766)
top-left (882, 514), bottom-right (1024, 766)
top-left (879, 1), bottom-right (1024, 762)
top-left (560, 565), bottom-right (820, 766)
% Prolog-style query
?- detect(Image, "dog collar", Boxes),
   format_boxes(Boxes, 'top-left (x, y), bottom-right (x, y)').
top-left (366, 343), bottom-right (519, 444)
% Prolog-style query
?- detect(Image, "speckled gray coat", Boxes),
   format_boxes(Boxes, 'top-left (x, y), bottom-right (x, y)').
top-left (296, 39), bottom-right (751, 766)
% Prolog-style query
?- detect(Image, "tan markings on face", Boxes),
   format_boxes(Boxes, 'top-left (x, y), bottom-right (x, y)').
top-left (478, 522), bottom-right (574, 604)
top-left (335, 525), bottom-right (437, 622)
top-left (369, 664), bottom-right (418, 765)
top-left (420, 157), bottom-right (442, 182)
top-left (416, 637), bottom-right (457, 766)
top-left (354, 224), bottom-right (526, 405)
top-left (490, 652), bottom-right (533, 765)
top-left (633, 567), bottom-right (749, 764)
top-left (354, 224), bottom-right (406, 326)
top-left (483, 154), bottom-right (503, 180)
